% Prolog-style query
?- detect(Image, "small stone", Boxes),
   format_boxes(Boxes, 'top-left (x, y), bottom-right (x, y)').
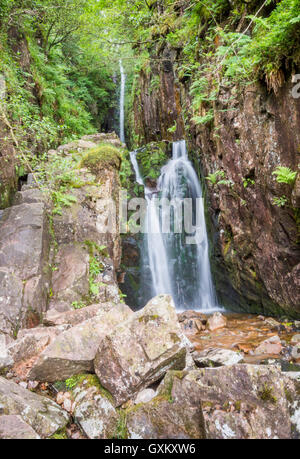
top-left (291, 343), bottom-right (300, 361)
top-left (27, 381), bottom-right (39, 390)
top-left (291, 334), bottom-right (300, 345)
top-left (207, 312), bottom-right (227, 331)
top-left (264, 318), bottom-right (281, 329)
top-left (56, 392), bottom-right (65, 405)
top-left (135, 388), bottom-right (156, 405)
top-left (18, 381), bottom-right (28, 389)
top-left (254, 335), bottom-right (282, 355)
top-left (63, 398), bottom-right (72, 413)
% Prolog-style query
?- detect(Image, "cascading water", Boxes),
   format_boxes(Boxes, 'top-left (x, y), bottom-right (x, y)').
top-left (119, 60), bottom-right (126, 143)
top-left (130, 140), bottom-right (218, 311)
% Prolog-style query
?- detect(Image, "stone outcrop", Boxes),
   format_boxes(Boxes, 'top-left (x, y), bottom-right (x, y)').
top-left (94, 295), bottom-right (187, 406)
top-left (0, 377), bottom-right (69, 437)
top-left (0, 199), bottom-right (50, 335)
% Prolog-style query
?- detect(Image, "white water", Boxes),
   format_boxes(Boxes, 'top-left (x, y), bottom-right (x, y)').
top-left (130, 140), bottom-right (219, 311)
top-left (119, 60), bottom-right (126, 143)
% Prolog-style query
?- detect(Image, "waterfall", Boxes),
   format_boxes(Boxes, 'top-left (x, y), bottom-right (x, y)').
top-left (119, 60), bottom-right (126, 143)
top-left (130, 140), bottom-right (219, 311)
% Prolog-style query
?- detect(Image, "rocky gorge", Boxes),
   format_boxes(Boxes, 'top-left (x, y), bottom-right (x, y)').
top-left (0, 134), bottom-right (299, 440)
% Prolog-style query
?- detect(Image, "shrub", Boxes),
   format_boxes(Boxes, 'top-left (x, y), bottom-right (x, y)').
top-left (79, 144), bottom-right (121, 174)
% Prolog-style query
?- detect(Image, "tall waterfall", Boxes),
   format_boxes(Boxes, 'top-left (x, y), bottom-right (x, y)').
top-left (130, 140), bottom-right (218, 311)
top-left (119, 60), bottom-right (126, 143)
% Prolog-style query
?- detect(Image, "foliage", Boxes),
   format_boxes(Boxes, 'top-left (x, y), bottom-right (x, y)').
top-left (243, 178), bottom-right (255, 188)
top-left (71, 300), bottom-right (86, 310)
top-left (272, 195), bottom-right (288, 207)
top-left (51, 190), bottom-right (77, 215)
top-left (136, 143), bottom-right (169, 180)
top-left (272, 166), bottom-right (297, 185)
top-left (84, 240), bottom-right (107, 297)
top-left (206, 170), bottom-right (232, 186)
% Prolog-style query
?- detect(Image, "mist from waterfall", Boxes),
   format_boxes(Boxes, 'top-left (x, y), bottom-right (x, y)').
top-left (130, 140), bottom-right (219, 311)
top-left (119, 60), bottom-right (126, 143)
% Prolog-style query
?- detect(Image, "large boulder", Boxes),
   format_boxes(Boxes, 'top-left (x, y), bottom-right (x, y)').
top-left (0, 415), bottom-right (40, 439)
top-left (72, 375), bottom-right (120, 439)
top-left (127, 372), bottom-right (206, 439)
top-left (156, 365), bottom-right (294, 439)
top-left (94, 295), bottom-right (187, 406)
top-left (8, 325), bottom-right (70, 378)
top-left (28, 303), bottom-right (132, 382)
top-left (0, 377), bottom-right (69, 437)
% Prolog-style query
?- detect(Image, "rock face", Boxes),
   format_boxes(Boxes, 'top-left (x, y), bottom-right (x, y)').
top-left (0, 200), bottom-right (49, 335)
top-left (0, 377), bottom-right (69, 437)
top-left (131, 42), bottom-right (300, 318)
top-left (0, 415), bottom-right (40, 439)
top-left (94, 295), bottom-right (187, 406)
top-left (28, 303), bottom-right (132, 382)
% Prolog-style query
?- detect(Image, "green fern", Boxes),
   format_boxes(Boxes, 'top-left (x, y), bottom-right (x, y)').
top-left (272, 166), bottom-right (297, 185)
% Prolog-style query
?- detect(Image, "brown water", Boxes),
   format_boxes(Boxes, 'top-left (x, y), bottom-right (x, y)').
top-left (186, 313), bottom-right (296, 364)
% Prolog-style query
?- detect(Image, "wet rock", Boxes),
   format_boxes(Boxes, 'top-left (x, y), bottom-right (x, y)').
top-left (72, 375), bottom-right (119, 439)
top-left (178, 310), bottom-right (207, 324)
top-left (94, 295), bottom-right (187, 406)
top-left (0, 376), bottom-right (69, 437)
top-left (181, 318), bottom-right (205, 335)
top-left (254, 335), bottom-right (282, 355)
top-left (192, 348), bottom-right (244, 367)
top-left (207, 312), bottom-right (227, 331)
top-left (0, 415), bottom-right (40, 439)
top-left (264, 317), bottom-right (281, 330)
top-left (159, 365), bottom-right (293, 439)
top-left (28, 303), bottom-right (132, 382)
top-left (134, 388), bottom-right (156, 405)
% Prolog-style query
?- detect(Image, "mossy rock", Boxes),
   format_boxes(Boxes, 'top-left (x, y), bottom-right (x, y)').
top-left (79, 143), bottom-right (121, 175)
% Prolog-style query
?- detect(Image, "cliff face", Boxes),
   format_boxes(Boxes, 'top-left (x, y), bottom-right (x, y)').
top-left (130, 48), bottom-right (300, 317)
